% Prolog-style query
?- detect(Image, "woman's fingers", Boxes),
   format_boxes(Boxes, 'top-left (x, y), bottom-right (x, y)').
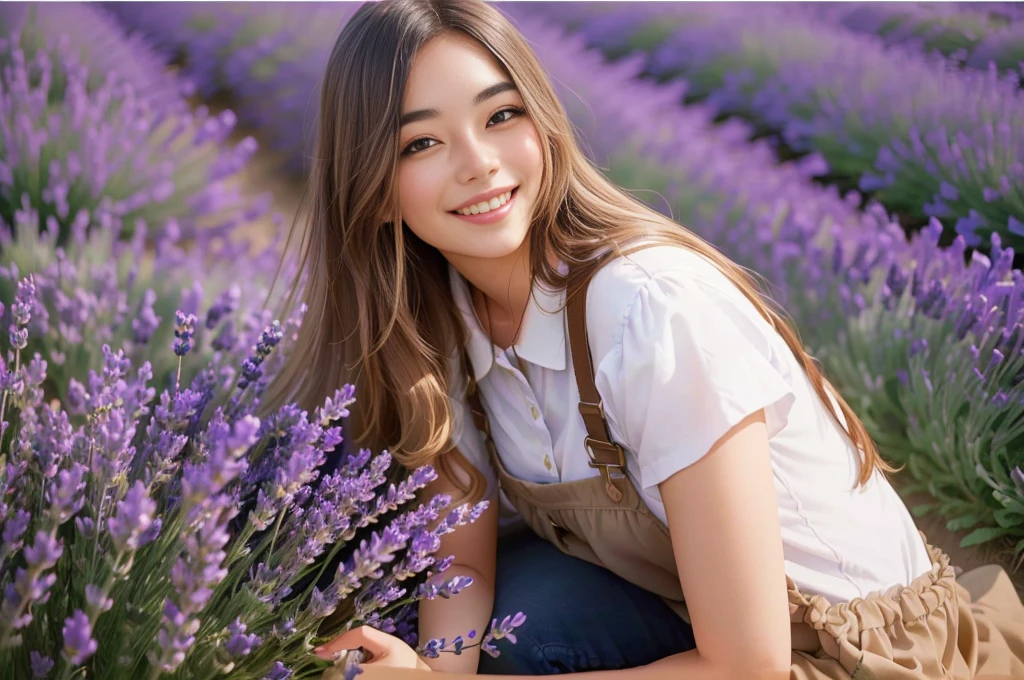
top-left (314, 625), bottom-right (381, 661)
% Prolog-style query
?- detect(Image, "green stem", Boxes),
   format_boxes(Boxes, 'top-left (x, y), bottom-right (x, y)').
top-left (266, 510), bottom-right (286, 560)
top-left (0, 345), bottom-right (21, 428)
top-left (0, 527), bottom-right (58, 651)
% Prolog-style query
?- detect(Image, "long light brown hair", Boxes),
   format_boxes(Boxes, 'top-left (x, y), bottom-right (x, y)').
top-left (260, 0), bottom-right (895, 507)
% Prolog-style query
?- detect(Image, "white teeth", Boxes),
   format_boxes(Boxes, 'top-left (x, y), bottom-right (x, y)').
top-left (456, 190), bottom-right (513, 216)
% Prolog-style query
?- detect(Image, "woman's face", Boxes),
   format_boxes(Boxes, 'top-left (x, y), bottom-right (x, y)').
top-left (396, 33), bottom-right (543, 265)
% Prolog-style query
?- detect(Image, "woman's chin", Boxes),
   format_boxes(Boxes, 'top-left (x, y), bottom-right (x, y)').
top-left (447, 222), bottom-right (531, 261)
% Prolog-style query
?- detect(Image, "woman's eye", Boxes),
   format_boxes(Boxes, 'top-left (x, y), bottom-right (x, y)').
top-left (489, 107), bottom-right (524, 126)
top-left (401, 107), bottom-right (525, 156)
top-left (404, 138), bottom-right (435, 155)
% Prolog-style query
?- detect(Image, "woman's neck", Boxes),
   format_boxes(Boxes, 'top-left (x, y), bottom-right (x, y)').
top-left (446, 240), bottom-right (534, 325)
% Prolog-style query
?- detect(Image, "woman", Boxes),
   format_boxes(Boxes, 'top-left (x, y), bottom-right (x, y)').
top-left (261, 0), bottom-right (1024, 677)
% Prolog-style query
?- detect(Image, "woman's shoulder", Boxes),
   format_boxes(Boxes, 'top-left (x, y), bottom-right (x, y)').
top-left (589, 241), bottom-right (735, 295)
top-left (585, 242), bottom-right (745, 332)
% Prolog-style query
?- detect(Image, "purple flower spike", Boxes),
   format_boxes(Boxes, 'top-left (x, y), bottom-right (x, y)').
top-left (224, 618), bottom-right (260, 658)
top-left (9, 276), bottom-right (37, 351)
top-left (84, 584), bottom-right (113, 614)
top-left (206, 284), bottom-right (241, 329)
top-left (62, 610), bottom-right (98, 665)
top-left (264, 661), bottom-right (293, 680)
top-left (237, 321), bottom-right (284, 390)
top-left (29, 651), bottom-right (53, 678)
top-left (344, 656), bottom-right (365, 680)
top-left (173, 310), bottom-right (198, 357)
top-left (480, 612), bottom-right (527, 658)
top-left (107, 481), bottom-right (158, 553)
top-left (132, 289), bottom-right (161, 345)
top-left (23, 531), bottom-right (62, 569)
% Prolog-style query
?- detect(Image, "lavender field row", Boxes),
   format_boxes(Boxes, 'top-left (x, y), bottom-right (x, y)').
top-left (528, 2), bottom-right (1024, 256)
top-left (807, 2), bottom-right (1024, 73)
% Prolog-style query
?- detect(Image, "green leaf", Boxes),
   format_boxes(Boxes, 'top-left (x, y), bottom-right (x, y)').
top-left (960, 526), bottom-right (1014, 548)
top-left (993, 508), bottom-right (1024, 528)
top-left (945, 512), bottom-right (987, 532)
top-left (910, 503), bottom-right (936, 517)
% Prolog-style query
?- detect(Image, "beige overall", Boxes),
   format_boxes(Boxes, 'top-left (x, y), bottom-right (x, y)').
top-left (462, 246), bottom-right (1024, 679)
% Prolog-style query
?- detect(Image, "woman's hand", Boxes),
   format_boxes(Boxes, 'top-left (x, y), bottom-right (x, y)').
top-left (315, 625), bottom-right (432, 675)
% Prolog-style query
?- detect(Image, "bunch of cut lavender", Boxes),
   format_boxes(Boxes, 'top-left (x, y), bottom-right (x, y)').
top-left (0, 272), bottom-right (522, 679)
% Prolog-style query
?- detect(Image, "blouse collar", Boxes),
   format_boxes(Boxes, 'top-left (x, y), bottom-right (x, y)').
top-left (448, 260), bottom-right (569, 381)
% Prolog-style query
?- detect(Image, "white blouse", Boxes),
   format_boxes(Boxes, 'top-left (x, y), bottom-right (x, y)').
top-left (445, 244), bottom-right (932, 604)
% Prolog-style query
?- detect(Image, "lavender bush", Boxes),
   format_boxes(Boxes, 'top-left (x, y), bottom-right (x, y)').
top-left (0, 270), bottom-right (525, 678)
top-left (496, 9), bottom-right (1024, 557)
top-left (529, 2), bottom-right (1024, 253)
top-left (968, 24), bottom-right (1024, 75)
top-left (105, 2), bottom-right (359, 177)
top-left (806, 2), bottom-right (1023, 73)
top-left (0, 21), bottom-right (281, 404)
top-left (0, 3), bottom-right (270, 245)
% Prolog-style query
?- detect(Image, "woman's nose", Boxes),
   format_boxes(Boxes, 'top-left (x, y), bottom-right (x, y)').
top-left (454, 135), bottom-right (499, 184)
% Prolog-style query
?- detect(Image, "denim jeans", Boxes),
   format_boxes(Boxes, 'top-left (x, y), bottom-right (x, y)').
top-left (477, 527), bottom-right (697, 675)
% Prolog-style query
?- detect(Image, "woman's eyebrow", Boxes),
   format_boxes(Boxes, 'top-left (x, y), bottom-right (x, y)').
top-left (400, 81), bottom-right (518, 128)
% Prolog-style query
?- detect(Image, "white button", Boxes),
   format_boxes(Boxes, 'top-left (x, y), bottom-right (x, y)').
top-left (529, 405), bottom-right (540, 420)
top-left (543, 453), bottom-right (553, 471)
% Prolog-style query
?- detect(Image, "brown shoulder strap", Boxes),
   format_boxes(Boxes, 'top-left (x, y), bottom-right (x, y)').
top-left (566, 242), bottom-right (662, 503)
top-left (460, 242), bottom-right (662, 504)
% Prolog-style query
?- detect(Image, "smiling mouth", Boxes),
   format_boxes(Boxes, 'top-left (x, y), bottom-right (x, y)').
top-left (449, 186), bottom-right (519, 216)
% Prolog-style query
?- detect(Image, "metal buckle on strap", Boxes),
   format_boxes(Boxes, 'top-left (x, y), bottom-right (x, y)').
top-left (584, 436), bottom-right (625, 469)
top-left (578, 399), bottom-right (606, 420)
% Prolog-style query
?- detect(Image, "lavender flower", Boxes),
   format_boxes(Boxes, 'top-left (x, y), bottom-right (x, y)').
top-left (133, 289), bottom-right (161, 345)
top-left (224, 618), bottom-right (260, 658)
top-left (8, 276), bottom-right (35, 351)
top-left (62, 610), bottom-right (98, 665)
top-left (174, 310), bottom-right (198, 357)
top-left (417, 611), bottom-right (526, 661)
top-left (107, 482), bottom-right (159, 554)
top-left (152, 501), bottom-right (233, 672)
top-left (1, 236), bottom-right (462, 680)
top-left (0, 8), bottom-right (267, 245)
top-left (479, 612), bottom-right (528, 658)
top-left (237, 321), bottom-right (284, 390)
top-left (206, 285), bottom-right (241, 330)
top-left (264, 661), bottom-right (292, 680)
top-left (29, 651), bottom-right (53, 678)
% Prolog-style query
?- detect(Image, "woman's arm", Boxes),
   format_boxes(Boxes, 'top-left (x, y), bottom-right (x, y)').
top-left (368, 410), bottom-right (790, 680)
top-left (416, 448), bottom-right (499, 674)
top-left (648, 407), bottom-right (791, 679)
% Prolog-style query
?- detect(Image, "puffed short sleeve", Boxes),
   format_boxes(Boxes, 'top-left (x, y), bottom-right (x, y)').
top-left (444, 350), bottom-right (499, 501)
top-left (596, 273), bottom-right (797, 492)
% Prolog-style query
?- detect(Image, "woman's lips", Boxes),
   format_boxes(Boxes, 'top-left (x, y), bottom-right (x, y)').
top-left (449, 187), bottom-right (518, 224)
